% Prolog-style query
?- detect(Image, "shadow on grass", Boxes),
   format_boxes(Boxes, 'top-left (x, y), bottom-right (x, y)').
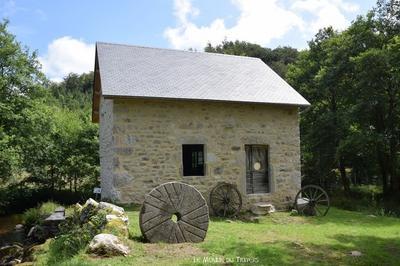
top-left (330, 234), bottom-right (400, 264)
top-left (202, 234), bottom-right (400, 266)
top-left (301, 208), bottom-right (400, 228)
top-left (120, 203), bottom-right (142, 212)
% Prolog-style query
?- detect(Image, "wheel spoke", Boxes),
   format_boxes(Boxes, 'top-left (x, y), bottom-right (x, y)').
top-left (314, 192), bottom-right (325, 202)
top-left (295, 185), bottom-right (330, 217)
top-left (210, 183), bottom-right (242, 217)
top-left (211, 194), bottom-right (224, 201)
top-left (315, 206), bottom-right (323, 216)
top-left (215, 189), bottom-right (225, 199)
top-left (303, 190), bottom-right (312, 200)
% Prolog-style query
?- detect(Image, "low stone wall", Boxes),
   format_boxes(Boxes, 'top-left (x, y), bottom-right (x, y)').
top-left (100, 98), bottom-right (301, 210)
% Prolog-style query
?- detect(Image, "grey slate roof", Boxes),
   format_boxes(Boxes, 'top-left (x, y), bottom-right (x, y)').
top-left (96, 42), bottom-right (310, 106)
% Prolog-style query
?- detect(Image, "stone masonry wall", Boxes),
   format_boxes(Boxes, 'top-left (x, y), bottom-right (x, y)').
top-left (100, 98), bottom-right (301, 210)
top-left (99, 97), bottom-right (118, 200)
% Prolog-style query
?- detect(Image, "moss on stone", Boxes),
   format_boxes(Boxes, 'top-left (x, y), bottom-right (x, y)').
top-left (103, 218), bottom-right (129, 238)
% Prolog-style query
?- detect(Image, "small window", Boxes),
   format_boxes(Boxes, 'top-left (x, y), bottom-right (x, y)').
top-left (182, 144), bottom-right (205, 176)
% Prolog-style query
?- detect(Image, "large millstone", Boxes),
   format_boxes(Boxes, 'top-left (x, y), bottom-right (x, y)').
top-left (139, 182), bottom-right (209, 243)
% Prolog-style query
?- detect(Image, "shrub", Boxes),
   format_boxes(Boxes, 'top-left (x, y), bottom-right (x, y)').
top-left (23, 207), bottom-right (43, 229)
top-left (23, 201), bottom-right (59, 228)
top-left (39, 201), bottom-right (58, 215)
top-left (0, 185), bottom-right (91, 215)
top-left (48, 207), bottom-right (107, 260)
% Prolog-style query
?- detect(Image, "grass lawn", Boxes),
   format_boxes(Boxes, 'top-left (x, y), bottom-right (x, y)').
top-left (31, 207), bottom-right (400, 266)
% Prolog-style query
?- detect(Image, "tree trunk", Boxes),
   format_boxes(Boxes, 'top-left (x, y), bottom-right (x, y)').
top-left (338, 158), bottom-right (350, 195)
top-left (74, 173), bottom-right (77, 192)
top-left (377, 149), bottom-right (389, 195)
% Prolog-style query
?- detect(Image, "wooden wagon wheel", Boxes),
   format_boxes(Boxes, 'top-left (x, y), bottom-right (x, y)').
top-left (210, 182), bottom-right (242, 217)
top-left (294, 185), bottom-right (330, 216)
top-left (139, 182), bottom-right (209, 243)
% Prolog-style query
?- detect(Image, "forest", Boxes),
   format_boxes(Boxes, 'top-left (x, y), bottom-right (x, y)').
top-left (0, 0), bottom-right (399, 215)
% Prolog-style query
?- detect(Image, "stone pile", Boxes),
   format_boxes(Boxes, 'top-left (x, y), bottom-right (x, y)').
top-left (77, 198), bottom-right (130, 257)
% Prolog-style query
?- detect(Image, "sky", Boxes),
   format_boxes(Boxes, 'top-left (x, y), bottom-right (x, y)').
top-left (1, 0), bottom-right (376, 81)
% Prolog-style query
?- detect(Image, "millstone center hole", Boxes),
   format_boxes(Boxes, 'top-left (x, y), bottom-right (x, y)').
top-left (171, 213), bottom-right (181, 223)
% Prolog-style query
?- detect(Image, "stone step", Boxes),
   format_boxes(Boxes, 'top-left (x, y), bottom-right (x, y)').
top-left (250, 202), bottom-right (276, 216)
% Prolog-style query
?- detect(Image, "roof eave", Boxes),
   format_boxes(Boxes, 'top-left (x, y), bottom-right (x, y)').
top-left (92, 47), bottom-right (101, 123)
top-left (101, 94), bottom-right (311, 107)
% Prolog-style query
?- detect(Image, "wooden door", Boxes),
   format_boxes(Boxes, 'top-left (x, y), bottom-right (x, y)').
top-left (245, 145), bottom-right (269, 194)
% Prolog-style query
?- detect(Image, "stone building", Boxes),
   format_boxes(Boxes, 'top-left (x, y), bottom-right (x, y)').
top-left (92, 42), bottom-right (310, 210)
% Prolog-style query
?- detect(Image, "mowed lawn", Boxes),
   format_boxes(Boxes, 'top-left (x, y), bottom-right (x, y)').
top-left (33, 207), bottom-right (400, 266)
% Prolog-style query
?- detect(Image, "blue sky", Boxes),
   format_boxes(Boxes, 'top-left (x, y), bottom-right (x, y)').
top-left (1, 0), bottom-right (376, 81)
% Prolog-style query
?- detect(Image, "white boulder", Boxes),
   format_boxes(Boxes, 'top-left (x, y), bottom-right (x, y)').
top-left (250, 202), bottom-right (276, 216)
top-left (87, 233), bottom-right (130, 257)
top-left (98, 202), bottom-right (125, 215)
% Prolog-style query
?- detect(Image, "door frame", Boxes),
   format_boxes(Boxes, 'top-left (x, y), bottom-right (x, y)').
top-left (245, 144), bottom-right (270, 195)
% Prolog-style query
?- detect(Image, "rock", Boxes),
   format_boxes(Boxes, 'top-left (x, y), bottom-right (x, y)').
top-left (98, 202), bottom-right (125, 216)
top-left (250, 203), bottom-right (275, 216)
top-left (86, 198), bottom-right (100, 207)
top-left (103, 217), bottom-right (129, 238)
top-left (27, 226), bottom-right (35, 238)
top-left (14, 224), bottom-right (24, 231)
top-left (87, 234), bottom-right (130, 257)
top-left (290, 209), bottom-right (298, 216)
top-left (106, 214), bottom-right (128, 224)
top-left (80, 198), bottom-right (99, 222)
top-left (350, 250), bottom-right (362, 257)
top-left (0, 244), bottom-right (23, 265)
top-left (75, 203), bottom-right (83, 211)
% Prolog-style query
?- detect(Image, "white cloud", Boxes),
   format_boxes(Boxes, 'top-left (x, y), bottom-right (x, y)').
top-left (291, 0), bottom-right (359, 33)
top-left (164, 0), bottom-right (360, 50)
top-left (39, 36), bottom-right (94, 82)
top-left (173, 0), bottom-right (199, 23)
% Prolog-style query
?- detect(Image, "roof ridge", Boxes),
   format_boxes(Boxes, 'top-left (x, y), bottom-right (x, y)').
top-left (96, 41), bottom-right (261, 61)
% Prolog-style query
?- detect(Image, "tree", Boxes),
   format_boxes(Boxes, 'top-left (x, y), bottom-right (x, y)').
top-left (205, 40), bottom-right (298, 78)
top-left (287, 27), bottom-right (356, 194)
top-left (351, 36), bottom-right (400, 195)
top-left (287, 3), bottom-right (400, 197)
top-left (0, 19), bottom-right (45, 183)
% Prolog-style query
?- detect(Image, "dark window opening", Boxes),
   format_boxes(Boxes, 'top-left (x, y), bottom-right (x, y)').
top-left (183, 144), bottom-right (205, 176)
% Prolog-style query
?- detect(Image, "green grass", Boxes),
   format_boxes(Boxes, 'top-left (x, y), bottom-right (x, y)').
top-left (31, 207), bottom-right (400, 266)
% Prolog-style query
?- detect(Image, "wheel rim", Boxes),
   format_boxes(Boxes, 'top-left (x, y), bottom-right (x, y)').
top-left (294, 185), bottom-right (330, 216)
top-left (210, 183), bottom-right (242, 217)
